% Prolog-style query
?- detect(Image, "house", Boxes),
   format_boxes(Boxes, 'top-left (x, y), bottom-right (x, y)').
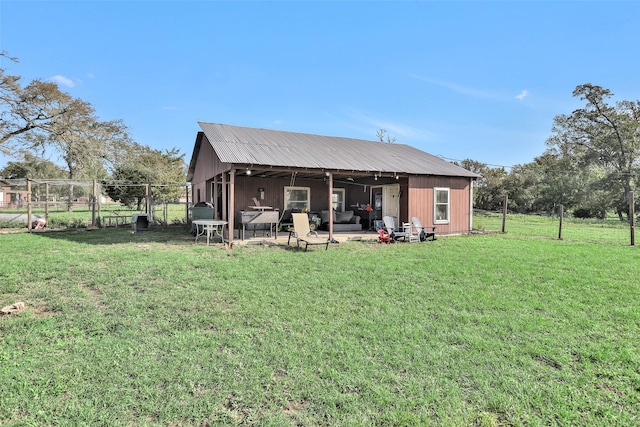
top-left (0, 179), bottom-right (28, 208)
top-left (186, 122), bottom-right (480, 245)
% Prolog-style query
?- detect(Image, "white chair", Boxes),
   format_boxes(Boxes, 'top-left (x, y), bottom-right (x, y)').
top-left (411, 217), bottom-right (436, 241)
top-left (403, 222), bottom-right (420, 243)
top-left (382, 216), bottom-right (407, 242)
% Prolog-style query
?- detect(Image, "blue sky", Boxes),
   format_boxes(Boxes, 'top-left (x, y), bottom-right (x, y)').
top-left (1, 1), bottom-right (639, 171)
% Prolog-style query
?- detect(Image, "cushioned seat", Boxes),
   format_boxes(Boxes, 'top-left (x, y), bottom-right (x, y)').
top-left (320, 210), bottom-right (362, 231)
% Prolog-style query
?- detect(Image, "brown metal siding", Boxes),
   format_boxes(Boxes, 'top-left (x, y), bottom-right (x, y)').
top-left (408, 176), bottom-right (472, 234)
top-left (191, 135), bottom-right (231, 203)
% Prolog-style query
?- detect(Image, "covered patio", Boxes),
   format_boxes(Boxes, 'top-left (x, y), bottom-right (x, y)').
top-left (187, 123), bottom-right (479, 248)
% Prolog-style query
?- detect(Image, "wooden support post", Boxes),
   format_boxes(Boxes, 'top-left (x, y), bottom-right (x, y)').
top-left (629, 191), bottom-right (635, 246)
top-left (228, 169), bottom-right (235, 248)
top-left (27, 179), bottom-right (32, 231)
top-left (145, 183), bottom-right (151, 215)
top-left (213, 178), bottom-right (219, 220)
top-left (91, 179), bottom-right (97, 227)
top-left (501, 193), bottom-right (508, 233)
top-left (45, 183), bottom-right (50, 225)
top-left (221, 173), bottom-right (227, 221)
top-left (558, 204), bottom-right (564, 240)
top-left (185, 185), bottom-right (190, 223)
top-left (328, 172), bottom-right (334, 242)
top-left (96, 181), bottom-right (101, 223)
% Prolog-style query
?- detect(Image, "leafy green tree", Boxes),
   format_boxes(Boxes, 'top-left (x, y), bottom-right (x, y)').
top-left (0, 151), bottom-right (68, 202)
top-left (23, 98), bottom-right (131, 210)
top-left (104, 144), bottom-right (185, 209)
top-left (1, 54), bottom-right (87, 155)
top-left (457, 159), bottom-right (507, 211)
top-left (546, 84), bottom-right (640, 219)
top-left (1, 53), bottom-right (134, 210)
top-left (0, 151), bottom-right (66, 180)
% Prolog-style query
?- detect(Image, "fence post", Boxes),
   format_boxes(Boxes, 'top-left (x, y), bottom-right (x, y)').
top-left (27, 179), bottom-right (32, 232)
top-left (558, 204), bottom-right (564, 240)
top-left (630, 191), bottom-right (635, 246)
top-left (501, 194), bottom-right (508, 233)
top-left (91, 179), bottom-right (97, 227)
top-left (145, 183), bottom-right (151, 215)
top-left (45, 183), bottom-right (49, 225)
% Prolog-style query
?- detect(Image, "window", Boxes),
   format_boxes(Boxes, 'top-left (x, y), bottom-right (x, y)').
top-left (284, 186), bottom-right (310, 211)
top-left (332, 189), bottom-right (345, 212)
top-left (434, 187), bottom-right (450, 224)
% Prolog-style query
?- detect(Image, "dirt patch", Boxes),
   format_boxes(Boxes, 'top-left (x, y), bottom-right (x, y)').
top-left (0, 299), bottom-right (55, 318)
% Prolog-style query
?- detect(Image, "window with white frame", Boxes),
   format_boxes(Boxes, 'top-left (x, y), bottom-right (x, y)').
top-left (332, 188), bottom-right (345, 212)
top-left (434, 187), bottom-right (450, 224)
top-left (284, 186), bottom-right (310, 211)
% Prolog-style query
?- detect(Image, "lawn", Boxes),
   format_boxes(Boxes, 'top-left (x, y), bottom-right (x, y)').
top-left (1, 227), bottom-right (639, 426)
top-left (0, 203), bottom-right (188, 229)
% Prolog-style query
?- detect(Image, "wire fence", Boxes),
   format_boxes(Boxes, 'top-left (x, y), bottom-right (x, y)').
top-left (473, 206), bottom-right (635, 247)
top-left (0, 178), bottom-right (190, 230)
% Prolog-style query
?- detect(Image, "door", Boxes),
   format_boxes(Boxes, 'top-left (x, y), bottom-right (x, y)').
top-left (382, 184), bottom-right (400, 219)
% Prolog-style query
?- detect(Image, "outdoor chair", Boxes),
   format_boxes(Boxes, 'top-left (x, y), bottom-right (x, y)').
top-left (377, 228), bottom-right (391, 244)
top-left (411, 217), bottom-right (437, 241)
top-left (403, 221), bottom-right (420, 243)
top-left (382, 215), bottom-right (407, 242)
top-left (289, 213), bottom-right (330, 251)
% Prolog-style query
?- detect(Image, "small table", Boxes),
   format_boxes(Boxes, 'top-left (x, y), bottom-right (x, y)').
top-left (193, 220), bottom-right (228, 245)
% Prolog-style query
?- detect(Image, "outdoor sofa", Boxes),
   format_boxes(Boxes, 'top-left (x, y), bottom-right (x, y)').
top-left (319, 209), bottom-right (362, 231)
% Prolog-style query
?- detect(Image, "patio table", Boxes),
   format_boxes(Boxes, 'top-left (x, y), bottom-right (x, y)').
top-left (193, 219), bottom-right (228, 246)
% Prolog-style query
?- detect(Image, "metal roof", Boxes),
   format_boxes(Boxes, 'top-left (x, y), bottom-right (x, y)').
top-left (192, 122), bottom-right (479, 178)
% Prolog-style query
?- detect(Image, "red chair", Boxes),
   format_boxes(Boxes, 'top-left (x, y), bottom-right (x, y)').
top-left (377, 228), bottom-right (391, 244)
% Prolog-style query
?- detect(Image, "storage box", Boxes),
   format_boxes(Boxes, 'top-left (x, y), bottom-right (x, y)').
top-left (132, 213), bottom-right (150, 232)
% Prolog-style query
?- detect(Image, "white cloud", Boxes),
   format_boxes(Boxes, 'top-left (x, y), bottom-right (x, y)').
top-left (515, 90), bottom-right (528, 100)
top-left (49, 75), bottom-right (75, 88)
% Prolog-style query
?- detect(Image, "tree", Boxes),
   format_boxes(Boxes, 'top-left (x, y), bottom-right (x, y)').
top-left (456, 159), bottom-right (507, 211)
top-left (103, 144), bottom-right (185, 210)
top-left (376, 129), bottom-right (396, 143)
top-left (0, 151), bottom-right (68, 202)
top-left (1, 55), bottom-right (85, 155)
top-left (0, 151), bottom-right (66, 180)
top-left (546, 84), bottom-right (640, 219)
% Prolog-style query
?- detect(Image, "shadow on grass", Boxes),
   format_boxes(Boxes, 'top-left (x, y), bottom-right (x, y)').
top-left (31, 225), bottom-right (196, 246)
top-left (29, 226), bottom-right (317, 251)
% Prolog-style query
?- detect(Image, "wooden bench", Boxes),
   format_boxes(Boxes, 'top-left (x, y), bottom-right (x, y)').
top-left (101, 215), bottom-right (132, 228)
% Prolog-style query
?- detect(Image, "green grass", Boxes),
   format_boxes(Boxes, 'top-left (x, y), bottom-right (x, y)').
top-left (473, 211), bottom-right (633, 245)
top-left (1, 227), bottom-right (639, 426)
top-left (0, 203), bottom-right (187, 229)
